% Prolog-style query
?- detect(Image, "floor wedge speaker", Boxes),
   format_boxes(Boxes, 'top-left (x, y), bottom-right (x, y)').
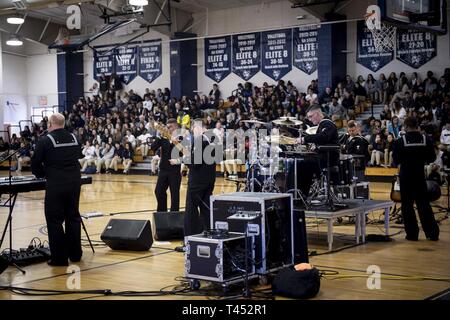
top-left (101, 219), bottom-right (153, 251)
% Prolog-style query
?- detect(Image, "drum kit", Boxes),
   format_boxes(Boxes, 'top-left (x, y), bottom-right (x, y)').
top-left (242, 117), bottom-right (356, 209)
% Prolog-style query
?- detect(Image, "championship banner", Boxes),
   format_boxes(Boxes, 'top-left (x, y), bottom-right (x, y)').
top-left (356, 21), bottom-right (393, 72)
top-left (261, 29), bottom-right (292, 80)
top-left (204, 36), bottom-right (231, 82)
top-left (396, 28), bottom-right (437, 69)
top-left (293, 25), bottom-right (319, 75)
top-left (93, 50), bottom-right (114, 80)
top-left (114, 46), bottom-right (138, 84)
top-left (232, 32), bottom-right (261, 81)
top-left (139, 41), bottom-right (162, 84)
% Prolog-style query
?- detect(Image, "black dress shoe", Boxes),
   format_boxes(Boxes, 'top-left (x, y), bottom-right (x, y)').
top-left (47, 259), bottom-right (69, 267)
top-left (405, 236), bottom-right (418, 241)
top-left (427, 236), bottom-right (439, 241)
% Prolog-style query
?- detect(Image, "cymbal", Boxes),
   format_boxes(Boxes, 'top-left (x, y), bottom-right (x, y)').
top-left (242, 119), bottom-right (268, 126)
top-left (264, 135), bottom-right (297, 145)
top-left (272, 118), bottom-right (303, 126)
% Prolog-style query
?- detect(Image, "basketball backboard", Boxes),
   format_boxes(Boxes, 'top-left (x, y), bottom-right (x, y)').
top-left (378, 0), bottom-right (447, 34)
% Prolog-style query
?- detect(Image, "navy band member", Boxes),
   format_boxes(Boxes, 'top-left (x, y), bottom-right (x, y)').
top-left (392, 117), bottom-right (439, 241)
top-left (150, 118), bottom-right (182, 212)
top-left (31, 113), bottom-right (83, 266)
top-left (183, 120), bottom-right (216, 237)
top-left (340, 120), bottom-right (370, 171)
top-left (297, 105), bottom-right (339, 198)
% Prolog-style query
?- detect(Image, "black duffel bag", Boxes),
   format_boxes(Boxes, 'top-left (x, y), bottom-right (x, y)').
top-left (272, 267), bottom-right (321, 299)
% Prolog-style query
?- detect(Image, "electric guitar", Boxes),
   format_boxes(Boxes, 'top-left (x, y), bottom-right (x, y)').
top-left (390, 175), bottom-right (401, 203)
top-left (153, 122), bottom-right (189, 156)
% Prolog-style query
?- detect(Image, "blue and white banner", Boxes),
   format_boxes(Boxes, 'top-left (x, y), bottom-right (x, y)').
top-left (204, 36), bottom-right (231, 83)
top-left (396, 29), bottom-right (437, 69)
top-left (356, 21), bottom-right (393, 72)
top-left (261, 29), bottom-right (292, 80)
top-left (139, 41), bottom-right (162, 84)
top-left (293, 26), bottom-right (319, 75)
top-left (93, 50), bottom-right (114, 80)
top-left (114, 46), bottom-right (138, 84)
top-left (232, 32), bottom-right (261, 81)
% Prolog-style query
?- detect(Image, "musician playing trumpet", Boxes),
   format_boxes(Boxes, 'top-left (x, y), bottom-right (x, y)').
top-left (150, 118), bottom-right (183, 212)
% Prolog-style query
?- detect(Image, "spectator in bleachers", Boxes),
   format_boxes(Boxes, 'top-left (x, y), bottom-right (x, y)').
top-left (106, 142), bottom-right (124, 173)
top-left (328, 97), bottom-right (346, 121)
top-left (365, 74), bottom-right (378, 103)
top-left (122, 142), bottom-right (134, 174)
top-left (319, 87), bottom-right (333, 105)
top-left (384, 133), bottom-right (395, 167)
top-left (370, 133), bottom-right (385, 167)
top-left (95, 143), bottom-right (114, 173)
top-left (424, 71), bottom-right (438, 94)
top-left (391, 101), bottom-right (407, 124)
top-left (440, 121), bottom-right (450, 146)
top-left (16, 141), bottom-right (31, 173)
top-left (79, 140), bottom-right (96, 172)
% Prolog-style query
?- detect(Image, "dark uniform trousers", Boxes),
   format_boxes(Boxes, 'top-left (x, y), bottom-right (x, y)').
top-left (184, 182), bottom-right (215, 236)
top-left (400, 177), bottom-right (439, 239)
top-left (45, 181), bottom-right (82, 261)
top-left (155, 170), bottom-right (182, 212)
top-left (183, 136), bottom-right (216, 237)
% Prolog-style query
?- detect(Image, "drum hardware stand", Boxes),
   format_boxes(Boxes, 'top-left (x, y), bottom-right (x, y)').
top-left (318, 146), bottom-right (348, 211)
top-left (261, 158), bottom-right (280, 193)
top-left (245, 161), bottom-right (261, 192)
top-left (286, 157), bottom-right (308, 208)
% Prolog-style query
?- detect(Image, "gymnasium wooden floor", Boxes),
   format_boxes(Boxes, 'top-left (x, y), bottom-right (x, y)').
top-left (0, 173), bottom-right (449, 300)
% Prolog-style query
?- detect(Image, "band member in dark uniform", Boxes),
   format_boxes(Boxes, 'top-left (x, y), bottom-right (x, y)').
top-left (392, 117), bottom-right (439, 241)
top-left (340, 120), bottom-right (370, 173)
top-left (151, 118), bottom-right (182, 212)
top-left (183, 120), bottom-right (216, 236)
top-left (31, 113), bottom-right (82, 266)
top-left (297, 105), bottom-right (339, 197)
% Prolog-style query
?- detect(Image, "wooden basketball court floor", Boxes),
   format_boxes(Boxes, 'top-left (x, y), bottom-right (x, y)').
top-left (0, 173), bottom-right (449, 300)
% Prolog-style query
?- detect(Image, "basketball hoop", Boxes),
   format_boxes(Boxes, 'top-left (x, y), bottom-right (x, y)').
top-left (365, 5), bottom-right (396, 53)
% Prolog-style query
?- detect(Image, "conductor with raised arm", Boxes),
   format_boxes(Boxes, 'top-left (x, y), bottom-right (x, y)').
top-left (31, 113), bottom-right (83, 266)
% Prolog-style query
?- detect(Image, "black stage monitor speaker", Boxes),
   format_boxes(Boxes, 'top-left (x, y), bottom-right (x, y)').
top-left (101, 219), bottom-right (153, 251)
top-left (0, 255), bottom-right (8, 274)
top-left (153, 211), bottom-right (184, 241)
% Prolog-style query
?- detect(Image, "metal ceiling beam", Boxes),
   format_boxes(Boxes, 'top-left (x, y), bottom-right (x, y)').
top-left (0, 0), bottom-right (96, 16)
top-left (291, 0), bottom-right (343, 8)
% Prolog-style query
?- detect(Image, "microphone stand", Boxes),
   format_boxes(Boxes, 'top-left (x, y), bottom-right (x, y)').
top-left (0, 145), bottom-right (31, 274)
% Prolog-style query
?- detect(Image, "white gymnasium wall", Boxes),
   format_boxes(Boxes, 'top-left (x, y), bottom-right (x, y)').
top-left (83, 27), bottom-right (171, 98)
top-left (193, 0), bottom-right (321, 98)
top-left (1, 53), bottom-right (28, 124)
top-left (26, 53), bottom-right (59, 111)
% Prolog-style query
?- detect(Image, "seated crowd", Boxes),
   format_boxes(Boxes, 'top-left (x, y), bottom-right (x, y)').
top-left (2, 68), bottom-right (449, 179)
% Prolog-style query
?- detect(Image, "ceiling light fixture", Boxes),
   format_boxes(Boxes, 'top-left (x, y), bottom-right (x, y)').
top-left (129, 0), bottom-right (149, 6)
top-left (6, 35), bottom-right (23, 46)
top-left (7, 16), bottom-right (25, 24)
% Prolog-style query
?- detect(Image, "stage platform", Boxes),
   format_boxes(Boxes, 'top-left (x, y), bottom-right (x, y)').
top-left (302, 199), bottom-right (392, 251)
